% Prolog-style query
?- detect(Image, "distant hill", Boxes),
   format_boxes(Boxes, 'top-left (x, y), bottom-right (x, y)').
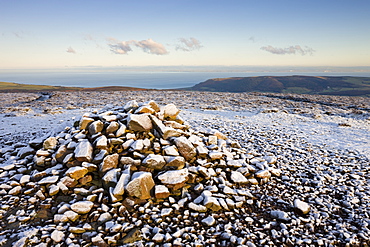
top-left (0, 81), bottom-right (147, 92)
top-left (188, 76), bottom-right (370, 97)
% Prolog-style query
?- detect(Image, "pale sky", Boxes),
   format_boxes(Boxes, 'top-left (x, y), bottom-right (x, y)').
top-left (1, 0), bottom-right (370, 69)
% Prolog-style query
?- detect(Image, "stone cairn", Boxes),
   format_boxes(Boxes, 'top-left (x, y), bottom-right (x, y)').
top-left (2, 100), bottom-right (284, 246)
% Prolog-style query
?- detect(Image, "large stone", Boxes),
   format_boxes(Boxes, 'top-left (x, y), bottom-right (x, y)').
top-left (203, 196), bottom-right (222, 211)
top-left (157, 168), bottom-right (189, 190)
top-left (116, 124), bottom-right (127, 137)
top-left (127, 114), bottom-right (152, 132)
top-left (230, 171), bottom-right (249, 185)
top-left (79, 117), bottom-right (94, 130)
top-left (113, 170), bottom-right (131, 196)
top-left (163, 145), bottom-right (179, 156)
top-left (174, 137), bottom-right (196, 161)
top-left (106, 121), bottom-right (120, 134)
top-left (95, 135), bottom-right (108, 149)
top-left (164, 156), bottom-right (185, 169)
top-left (142, 154), bottom-right (166, 170)
top-left (74, 140), bottom-right (93, 162)
top-left (155, 185), bottom-right (170, 199)
top-left (51, 229), bottom-right (65, 243)
top-left (150, 115), bottom-right (182, 139)
top-left (100, 153), bottom-right (119, 173)
top-left (188, 202), bottom-right (207, 212)
top-left (126, 172), bottom-right (155, 199)
top-left (270, 210), bottom-right (291, 222)
top-left (55, 145), bottom-right (68, 162)
top-left (43, 137), bottom-right (58, 150)
top-left (293, 199), bottom-right (311, 215)
top-left (18, 146), bottom-right (35, 159)
top-left (66, 166), bottom-right (88, 180)
top-left (201, 216), bottom-right (216, 226)
top-left (88, 120), bottom-right (104, 135)
top-left (70, 201), bottom-right (94, 214)
top-left (255, 169), bottom-right (271, 179)
top-left (102, 168), bottom-right (120, 184)
top-left (123, 100), bottom-right (139, 112)
top-left (163, 104), bottom-right (180, 120)
top-left (38, 176), bottom-right (59, 185)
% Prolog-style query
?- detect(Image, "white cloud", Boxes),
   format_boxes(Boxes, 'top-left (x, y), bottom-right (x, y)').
top-left (134, 39), bottom-right (169, 55)
top-left (176, 37), bottom-right (202, 51)
top-left (66, 46), bottom-right (76, 54)
top-left (261, 45), bottom-right (315, 55)
top-left (108, 40), bottom-right (133, 55)
top-left (108, 38), bottom-right (168, 55)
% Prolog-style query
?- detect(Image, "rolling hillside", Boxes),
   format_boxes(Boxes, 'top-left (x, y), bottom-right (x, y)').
top-left (189, 76), bottom-right (370, 97)
top-left (0, 81), bottom-right (147, 92)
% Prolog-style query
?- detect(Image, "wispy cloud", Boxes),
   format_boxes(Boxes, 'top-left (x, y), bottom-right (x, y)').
top-left (13, 32), bottom-right (24, 38)
top-left (83, 34), bottom-right (94, 41)
top-left (261, 45), bottom-right (315, 55)
top-left (248, 36), bottom-right (256, 43)
top-left (107, 38), bottom-right (168, 55)
top-left (176, 37), bottom-right (202, 51)
top-left (66, 47), bottom-right (77, 54)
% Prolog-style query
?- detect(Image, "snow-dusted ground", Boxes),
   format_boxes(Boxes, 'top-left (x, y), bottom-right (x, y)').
top-left (1, 91), bottom-right (370, 246)
top-left (2, 106), bottom-right (368, 159)
top-left (182, 108), bottom-right (370, 159)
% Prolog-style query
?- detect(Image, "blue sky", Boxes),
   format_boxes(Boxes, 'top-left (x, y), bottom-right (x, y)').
top-left (1, 0), bottom-right (370, 69)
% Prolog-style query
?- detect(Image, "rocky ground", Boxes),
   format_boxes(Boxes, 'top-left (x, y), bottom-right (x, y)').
top-left (0, 91), bottom-right (369, 247)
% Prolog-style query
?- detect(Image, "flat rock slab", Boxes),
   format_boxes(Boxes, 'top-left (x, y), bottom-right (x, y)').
top-left (71, 201), bottom-right (94, 214)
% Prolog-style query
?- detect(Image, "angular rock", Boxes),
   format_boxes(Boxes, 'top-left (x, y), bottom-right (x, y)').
top-left (157, 168), bottom-right (189, 190)
top-left (188, 202), bottom-right (208, 212)
top-left (230, 171), bottom-right (249, 185)
top-left (95, 135), bottom-right (108, 149)
top-left (43, 137), bottom-right (58, 150)
top-left (74, 140), bottom-right (93, 162)
top-left (255, 169), bottom-right (271, 179)
top-left (106, 121), bottom-right (120, 134)
top-left (142, 154), bottom-right (166, 170)
top-left (163, 104), bottom-right (180, 120)
top-left (293, 199), bottom-right (311, 215)
top-left (203, 196), bottom-right (222, 211)
top-left (100, 153), bottom-right (119, 173)
top-left (55, 145), bottom-right (68, 162)
top-left (155, 185), bottom-right (170, 199)
top-left (164, 156), bottom-right (185, 170)
top-left (201, 216), bottom-right (216, 226)
top-left (38, 176), bottom-right (59, 185)
top-left (126, 172), bottom-right (155, 199)
top-left (174, 136), bottom-right (196, 161)
top-left (127, 114), bottom-right (152, 132)
top-left (66, 166), bottom-right (88, 180)
top-left (270, 210), bottom-right (291, 222)
top-left (79, 117), bottom-right (94, 130)
top-left (102, 168), bottom-right (120, 184)
top-left (88, 120), bottom-right (104, 135)
top-left (113, 170), bottom-right (131, 196)
top-left (18, 146), bottom-right (35, 159)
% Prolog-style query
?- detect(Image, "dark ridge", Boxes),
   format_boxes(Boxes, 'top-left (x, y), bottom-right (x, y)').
top-left (187, 75), bottom-right (370, 97)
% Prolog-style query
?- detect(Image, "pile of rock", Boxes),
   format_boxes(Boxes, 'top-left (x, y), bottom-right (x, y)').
top-left (0, 100), bottom-right (283, 246)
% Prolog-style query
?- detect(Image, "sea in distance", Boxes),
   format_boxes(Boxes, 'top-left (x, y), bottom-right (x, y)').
top-left (1, 67), bottom-right (370, 89)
